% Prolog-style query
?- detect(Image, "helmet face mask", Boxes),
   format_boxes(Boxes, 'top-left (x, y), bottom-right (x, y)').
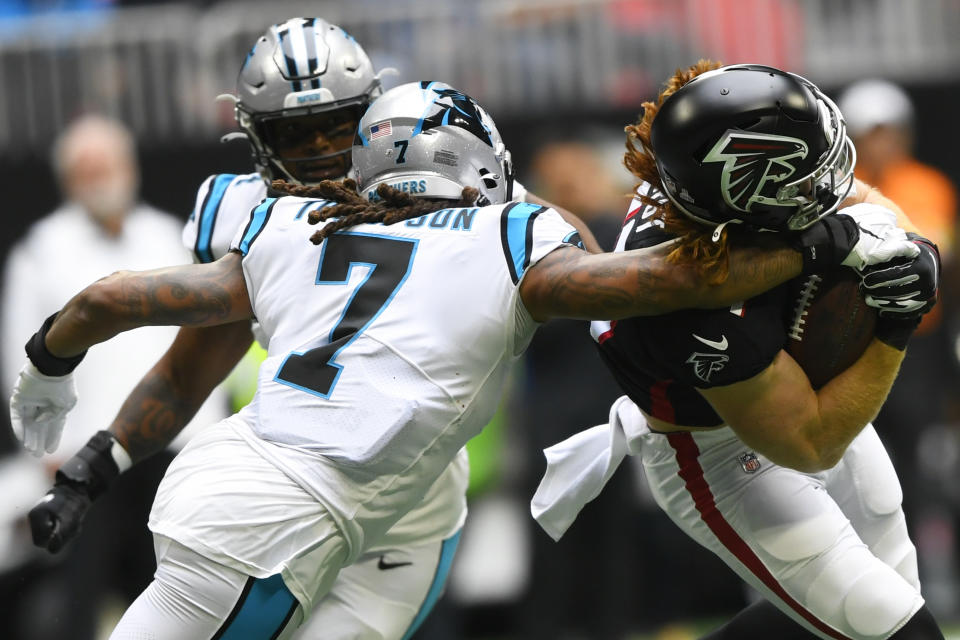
top-left (351, 81), bottom-right (514, 206)
top-left (651, 64), bottom-right (856, 233)
top-left (246, 98), bottom-right (368, 182)
top-left (233, 18), bottom-right (383, 185)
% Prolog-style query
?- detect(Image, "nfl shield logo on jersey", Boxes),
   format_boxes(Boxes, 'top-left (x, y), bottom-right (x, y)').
top-left (738, 452), bottom-right (761, 474)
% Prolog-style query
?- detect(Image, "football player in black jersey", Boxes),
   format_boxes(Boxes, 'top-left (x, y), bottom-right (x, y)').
top-left (594, 62), bottom-right (942, 639)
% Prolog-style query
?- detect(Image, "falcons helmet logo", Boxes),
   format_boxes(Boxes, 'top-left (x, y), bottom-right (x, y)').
top-left (686, 352), bottom-right (730, 383)
top-left (702, 131), bottom-right (808, 213)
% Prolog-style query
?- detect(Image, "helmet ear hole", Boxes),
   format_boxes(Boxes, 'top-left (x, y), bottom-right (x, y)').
top-left (478, 167), bottom-right (499, 190)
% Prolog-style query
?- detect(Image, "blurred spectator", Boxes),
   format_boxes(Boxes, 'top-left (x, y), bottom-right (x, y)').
top-left (839, 79), bottom-right (960, 618)
top-left (0, 114), bottom-right (227, 640)
top-left (840, 79), bottom-right (956, 257)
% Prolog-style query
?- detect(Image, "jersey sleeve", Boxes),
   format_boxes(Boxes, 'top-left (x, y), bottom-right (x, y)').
top-left (498, 203), bottom-right (580, 285)
top-left (639, 289), bottom-right (787, 389)
top-left (183, 173), bottom-right (238, 263)
top-left (229, 197), bottom-right (279, 258)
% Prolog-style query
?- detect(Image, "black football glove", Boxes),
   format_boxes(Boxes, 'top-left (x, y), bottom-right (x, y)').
top-left (29, 431), bottom-right (123, 553)
top-left (29, 482), bottom-right (92, 554)
top-left (793, 214), bottom-right (860, 274)
top-left (860, 234), bottom-right (940, 351)
top-left (792, 204), bottom-right (921, 274)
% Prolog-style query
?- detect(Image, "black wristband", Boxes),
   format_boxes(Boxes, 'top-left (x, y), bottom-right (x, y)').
top-left (55, 431), bottom-right (122, 500)
top-left (792, 214), bottom-right (859, 274)
top-left (25, 312), bottom-right (87, 377)
top-left (874, 315), bottom-right (921, 351)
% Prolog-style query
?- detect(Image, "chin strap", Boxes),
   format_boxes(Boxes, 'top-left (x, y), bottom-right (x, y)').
top-left (503, 149), bottom-right (515, 201)
top-left (711, 218), bottom-right (741, 243)
top-left (219, 131), bottom-right (248, 144)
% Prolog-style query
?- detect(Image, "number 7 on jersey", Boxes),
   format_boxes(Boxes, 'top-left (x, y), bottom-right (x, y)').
top-left (275, 232), bottom-right (417, 397)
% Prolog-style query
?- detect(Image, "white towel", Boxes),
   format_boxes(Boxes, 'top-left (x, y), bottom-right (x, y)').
top-left (530, 396), bottom-right (649, 541)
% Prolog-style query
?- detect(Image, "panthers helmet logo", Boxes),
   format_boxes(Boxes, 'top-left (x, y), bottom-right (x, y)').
top-left (703, 131), bottom-right (808, 213)
top-left (416, 82), bottom-right (493, 146)
top-left (686, 352), bottom-right (729, 383)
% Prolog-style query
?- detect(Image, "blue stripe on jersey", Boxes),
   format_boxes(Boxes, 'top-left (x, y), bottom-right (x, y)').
top-left (195, 174), bottom-right (237, 263)
top-left (499, 202), bottom-right (548, 284)
top-left (401, 531), bottom-right (462, 640)
top-left (237, 198), bottom-right (277, 256)
top-left (212, 574), bottom-right (298, 640)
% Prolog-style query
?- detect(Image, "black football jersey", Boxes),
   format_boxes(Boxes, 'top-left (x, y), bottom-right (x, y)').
top-left (594, 189), bottom-right (791, 427)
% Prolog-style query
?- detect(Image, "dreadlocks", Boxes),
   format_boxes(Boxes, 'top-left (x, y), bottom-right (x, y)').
top-left (623, 59), bottom-right (736, 285)
top-left (272, 179), bottom-right (481, 245)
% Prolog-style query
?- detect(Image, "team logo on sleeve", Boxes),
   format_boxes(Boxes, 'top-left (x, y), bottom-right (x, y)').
top-left (702, 131), bottom-right (808, 213)
top-left (686, 352), bottom-right (729, 383)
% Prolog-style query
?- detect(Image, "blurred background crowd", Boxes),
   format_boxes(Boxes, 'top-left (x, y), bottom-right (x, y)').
top-left (1, 0), bottom-right (960, 638)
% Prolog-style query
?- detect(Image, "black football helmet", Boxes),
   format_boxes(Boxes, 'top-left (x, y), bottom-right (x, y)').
top-left (650, 64), bottom-right (855, 232)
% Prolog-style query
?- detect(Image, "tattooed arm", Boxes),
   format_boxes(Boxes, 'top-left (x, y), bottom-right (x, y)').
top-left (45, 252), bottom-right (252, 358)
top-left (109, 322), bottom-right (253, 463)
top-left (520, 243), bottom-right (802, 321)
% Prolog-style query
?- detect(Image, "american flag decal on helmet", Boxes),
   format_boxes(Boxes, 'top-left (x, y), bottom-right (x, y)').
top-left (703, 130), bottom-right (808, 213)
top-left (369, 120), bottom-right (393, 140)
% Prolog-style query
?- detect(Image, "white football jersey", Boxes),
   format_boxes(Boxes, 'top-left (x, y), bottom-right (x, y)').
top-left (182, 172), bottom-right (269, 264)
top-left (180, 172), bottom-right (481, 548)
top-left (228, 197), bottom-right (577, 542)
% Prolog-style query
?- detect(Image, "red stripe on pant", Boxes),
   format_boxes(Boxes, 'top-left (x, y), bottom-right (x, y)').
top-left (666, 432), bottom-right (852, 640)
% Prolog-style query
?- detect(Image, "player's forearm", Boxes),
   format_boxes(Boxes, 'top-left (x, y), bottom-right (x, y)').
top-left (108, 366), bottom-right (199, 463)
top-left (45, 255), bottom-right (251, 358)
top-left (692, 243), bottom-right (802, 309)
top-left (522, 242), bottom-right (802, 321)
top-left (109, 323), bottom-right (253, 463)
top-left (805, 338), bottom-right (904, 468)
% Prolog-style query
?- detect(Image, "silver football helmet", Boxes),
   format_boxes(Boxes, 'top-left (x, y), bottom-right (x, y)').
top-left (227, 18), bottom-right (389, 185)
top-left (352, 81), bottom-right (514, 205)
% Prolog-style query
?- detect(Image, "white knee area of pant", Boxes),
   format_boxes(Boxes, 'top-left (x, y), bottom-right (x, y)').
top-left (842, 565), bottom-right (923, 638)
top-left (803, 546), bottom-right (922, 639)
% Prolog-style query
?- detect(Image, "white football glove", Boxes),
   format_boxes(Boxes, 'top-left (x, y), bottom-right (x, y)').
top-left (9, 362), bottom-right (78, 457)
top-left (839, 202), bottom-right (920, 270)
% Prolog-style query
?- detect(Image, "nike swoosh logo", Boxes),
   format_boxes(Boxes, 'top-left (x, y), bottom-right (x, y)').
top-left (377, 556), bottom-right (413, 570)
top-left (692, 334), bottom-right (728, 350)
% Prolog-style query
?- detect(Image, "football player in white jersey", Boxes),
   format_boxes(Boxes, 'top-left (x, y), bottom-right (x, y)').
top-left (532, 62), bottom-right (942, 639)
top-left (15, 18), bottom-right (605, 640)
top-left (11, 73), bottom-right (927, 638)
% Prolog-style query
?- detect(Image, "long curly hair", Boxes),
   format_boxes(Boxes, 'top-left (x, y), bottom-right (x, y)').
top-left (272, 179), bottom-right (480, 244)
top-left (624, 59), bottom-right (737, 285)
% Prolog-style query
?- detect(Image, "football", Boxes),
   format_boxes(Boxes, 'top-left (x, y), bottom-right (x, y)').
top-left (785, 269), bottom-right (877, 389)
